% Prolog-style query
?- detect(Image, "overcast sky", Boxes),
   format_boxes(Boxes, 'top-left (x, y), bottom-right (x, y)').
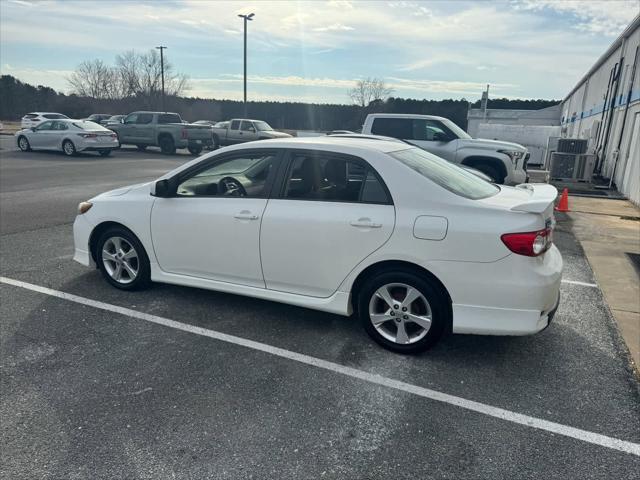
top-left (1, 0), bottom-right (638, 104)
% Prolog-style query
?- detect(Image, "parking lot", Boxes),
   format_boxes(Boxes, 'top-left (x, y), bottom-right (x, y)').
top-left (1, 135), bottom-right (639, 479)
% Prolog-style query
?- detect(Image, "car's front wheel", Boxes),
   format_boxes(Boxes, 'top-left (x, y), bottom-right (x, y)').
top-left (188, 144), bottom-right (203, 155)
top-left (159, 136), bottom-right (176, 155)
top-left (96, 227), bottom-right (151, 290)
top-left (17, 135), bottom-right (31, 152)
top-left (62, 140), bottom-right (77, 156)
top-left (358, 270), bottom-right (448, 353)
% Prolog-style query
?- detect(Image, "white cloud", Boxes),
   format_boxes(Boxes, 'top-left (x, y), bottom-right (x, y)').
top-left (313, 23), bottom-right (354, 32)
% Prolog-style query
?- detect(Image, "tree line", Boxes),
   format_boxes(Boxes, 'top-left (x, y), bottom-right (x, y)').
top-left (0, 74), bottom-right (559, 132)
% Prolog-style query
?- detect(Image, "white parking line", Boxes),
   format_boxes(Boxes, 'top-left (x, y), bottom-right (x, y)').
top-left (1, 275), bottom-right (638, 457)
top-left (562, 279), bottom-right (598, 288)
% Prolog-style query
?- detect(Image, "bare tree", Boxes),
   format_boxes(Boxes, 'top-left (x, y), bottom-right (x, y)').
top-left (348, 77), bottom-right (393, 107)
top-left (68, 49), bottom-right (189, 100)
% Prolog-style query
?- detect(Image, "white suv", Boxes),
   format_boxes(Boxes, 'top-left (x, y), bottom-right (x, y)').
top-left (21, 112), bottom-right (69, 129)
top-left (362, 114), bottom-right (528, 185)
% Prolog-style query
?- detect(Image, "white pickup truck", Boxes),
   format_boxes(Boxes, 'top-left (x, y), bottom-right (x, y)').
top-left (362, 113), bottom-right (529, 185)
top-left (210, 119), bottom-right (291, 149)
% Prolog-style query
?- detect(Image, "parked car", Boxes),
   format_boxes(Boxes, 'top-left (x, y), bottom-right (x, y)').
top-left (362, 114), bottom-right (529, 185)
top-left (193, 120), bottom-right (217, 126)
top-left (16, 119), bottom-right (119, 157)
top-left (104, 115), bottom-right (126, 127)
top-left (72, 136), bottom-right (562, 353)
top-left (21, 112), bottom-right (69, 129)
top-left (211, 119), bottom-right (291, 149)
top-left (109, 111), bottom-right (213, 155)
top-left (83, 114), bottom-right (113, 125)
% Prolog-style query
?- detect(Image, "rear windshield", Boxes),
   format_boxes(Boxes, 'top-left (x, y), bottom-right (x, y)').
top-left (72, 121), bottom-right (107, 131)
top-left (158, 113), bottom-right (182, 124)
top-left (389, 147), bottom-right (499, 200)
top-left (43, 113), bottom-right (68, 119)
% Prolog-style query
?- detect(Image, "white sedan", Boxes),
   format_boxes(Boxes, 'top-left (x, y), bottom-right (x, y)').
top-left (73, 137), bottom-right (562, 353)
top-left (16, 119), bottom-right (119, 157)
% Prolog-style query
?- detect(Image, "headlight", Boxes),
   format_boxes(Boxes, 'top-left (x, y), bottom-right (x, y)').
top-left (78, 201), bottom-right (93, 214)
top-left (498, 150), bottom-right (525, 165)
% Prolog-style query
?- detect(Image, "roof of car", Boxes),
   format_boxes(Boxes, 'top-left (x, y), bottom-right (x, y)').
top-left (366, 113), bottom-right (448, 121)
top-left (230, 135), bottom-right (412, 153)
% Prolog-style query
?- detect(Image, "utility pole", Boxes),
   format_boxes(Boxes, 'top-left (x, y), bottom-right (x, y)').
top-left (156, 46), bottom-right (167, 111)
top-left (238, 13), bottom-right (254, 117)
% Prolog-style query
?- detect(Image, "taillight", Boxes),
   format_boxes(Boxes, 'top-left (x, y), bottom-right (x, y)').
top-left (181, 129), bottom-right (188, 139)
top-left (78, 133), bottom-right (97, 138)
top-left (501, 228), bottom-right (552, 257)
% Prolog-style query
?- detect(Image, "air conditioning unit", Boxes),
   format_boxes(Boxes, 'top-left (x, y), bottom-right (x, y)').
top-left (557, 138), bottom-right (588, 154)
top-left (550, 153), bottom-right (596, 182)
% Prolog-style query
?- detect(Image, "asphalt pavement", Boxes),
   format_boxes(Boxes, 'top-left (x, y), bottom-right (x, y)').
top-left (1, 139), bottom-right (639, 479)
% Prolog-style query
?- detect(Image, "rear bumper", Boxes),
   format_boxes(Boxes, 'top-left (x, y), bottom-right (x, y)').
top-left (428, 245), bottom-right (563, 336)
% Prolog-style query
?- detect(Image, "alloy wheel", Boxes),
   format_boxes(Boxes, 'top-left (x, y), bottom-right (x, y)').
top-left (368, 283), bottom-right (432, 344)
top-left (101, 236), bottom-right (139, 284)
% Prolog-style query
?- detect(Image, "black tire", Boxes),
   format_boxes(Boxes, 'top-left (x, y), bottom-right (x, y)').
top-left (62, 140), bottom-right (77, 157)
top-left (17, 135), bottom-right (31, 152)
top-left (474, 163), bottom-right (504, 184)
top-left (357, 270), bottom-right (449, 353)
top-left (98, 149), bottom-right (112, 157)
top-left (159, 135), bottom-right (176, 155)
top-left (188, 144), bottom-right (203, 155)
top-left (96, 227), bottom-right (151, 291)
top-left (211, 135), bottom-right (220, 150)
top-left (136, 145), bottom-right (147, 152)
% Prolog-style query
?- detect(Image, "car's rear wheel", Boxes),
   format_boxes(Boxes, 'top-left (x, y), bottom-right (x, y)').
top-left (159, 136), bottom-right (176, 155)
top-left (98, 149), bottom-right (111, 157)
top-left (62, 140), bottom-right (77, 156)
top-left (17, 136), bottom-right (31, 152)
top-left (358, 270), bottom-right (448, 353)
top-left (188, 144), bottom-right (203, 155)
top-left (136, 145), bottom-right (147, 151)
top-left (96, 227), bottom-right (151, 290)
top-left (211, 135), bottom-right (219, 150)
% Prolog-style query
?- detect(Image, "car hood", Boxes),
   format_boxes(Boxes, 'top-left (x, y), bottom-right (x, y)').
top-left (93, 182), bottom-right (150, 199)
top-left (458, 138), bottom-right (526, 152)
top-left (260, 131), bottom-right (292, 138)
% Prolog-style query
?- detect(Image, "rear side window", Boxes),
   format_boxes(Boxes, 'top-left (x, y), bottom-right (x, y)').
top-left (371, 118), bottom-right (412, 138)
top-left (158, 113), bottom-right (181, 124)
top-left (389, 147), bottom-right (499, 200)
top-left (230, 120), bottom-right (240, 130)
top-left (283, 152), bottom-right (390, 204)
top-left (25, 113), bottom-right (39, 119)
top-left (136, 113), bottom-right (154, 124)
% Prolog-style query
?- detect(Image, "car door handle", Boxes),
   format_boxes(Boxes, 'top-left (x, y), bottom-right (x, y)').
top-left (234, 211), bottom-right (259, 220)
top-left (350, 218), bottom-right (382, 228)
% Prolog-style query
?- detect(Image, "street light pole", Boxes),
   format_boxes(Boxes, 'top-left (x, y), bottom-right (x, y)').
top-left (238, 13), bottom-right (254, 117)
top-left (156, 46), bottom-right (167, 111)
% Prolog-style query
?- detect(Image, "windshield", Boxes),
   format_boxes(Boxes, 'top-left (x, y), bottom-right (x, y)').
top-left (72, 121), bottom-right (107, 131)
top-left (441, 118), bottom-right (471, 139)
top-left (254, 121), bottom-right (273, 131)
top-left (389, 147), bottom-right (498, 200)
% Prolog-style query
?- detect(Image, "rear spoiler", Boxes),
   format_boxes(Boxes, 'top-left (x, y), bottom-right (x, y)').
top-left (510, 184), bottom-right (558, 214)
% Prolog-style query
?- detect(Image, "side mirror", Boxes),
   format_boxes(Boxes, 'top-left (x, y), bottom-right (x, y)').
top-left (31, 127), bottom-right (37, 132)
top-left (153, 179), bottom-right (173, 198)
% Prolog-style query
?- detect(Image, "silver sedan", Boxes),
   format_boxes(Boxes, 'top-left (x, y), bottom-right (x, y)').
top-left (15, 119), bottom-right (119, 157)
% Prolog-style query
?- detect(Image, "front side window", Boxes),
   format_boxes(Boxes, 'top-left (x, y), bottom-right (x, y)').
top-left (254, 121), bottom-right (273, 131)
top-left (390, 147), bottom-right (499, 200)
top-left (176, 152), bottom-right (278, 197)
top-left (136, 113), bottom-right (153, 124)
top-left (240, 121), bottom-right (255, 132)
top-left (124, 114), bottom-right (138, 124)
top-left (35, 121), bottom-right (54, 131)
top-left (283, 153), bottom-right (390, 204)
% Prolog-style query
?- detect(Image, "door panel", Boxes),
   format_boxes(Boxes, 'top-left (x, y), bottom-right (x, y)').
top-left (151, 197), bottom-right (268, 287)
top-left (260, 200), bottom-right (394, 297)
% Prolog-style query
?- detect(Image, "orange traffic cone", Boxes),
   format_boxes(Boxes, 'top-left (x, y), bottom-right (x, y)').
top-left (555, 188), bottom-right (570, 212)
